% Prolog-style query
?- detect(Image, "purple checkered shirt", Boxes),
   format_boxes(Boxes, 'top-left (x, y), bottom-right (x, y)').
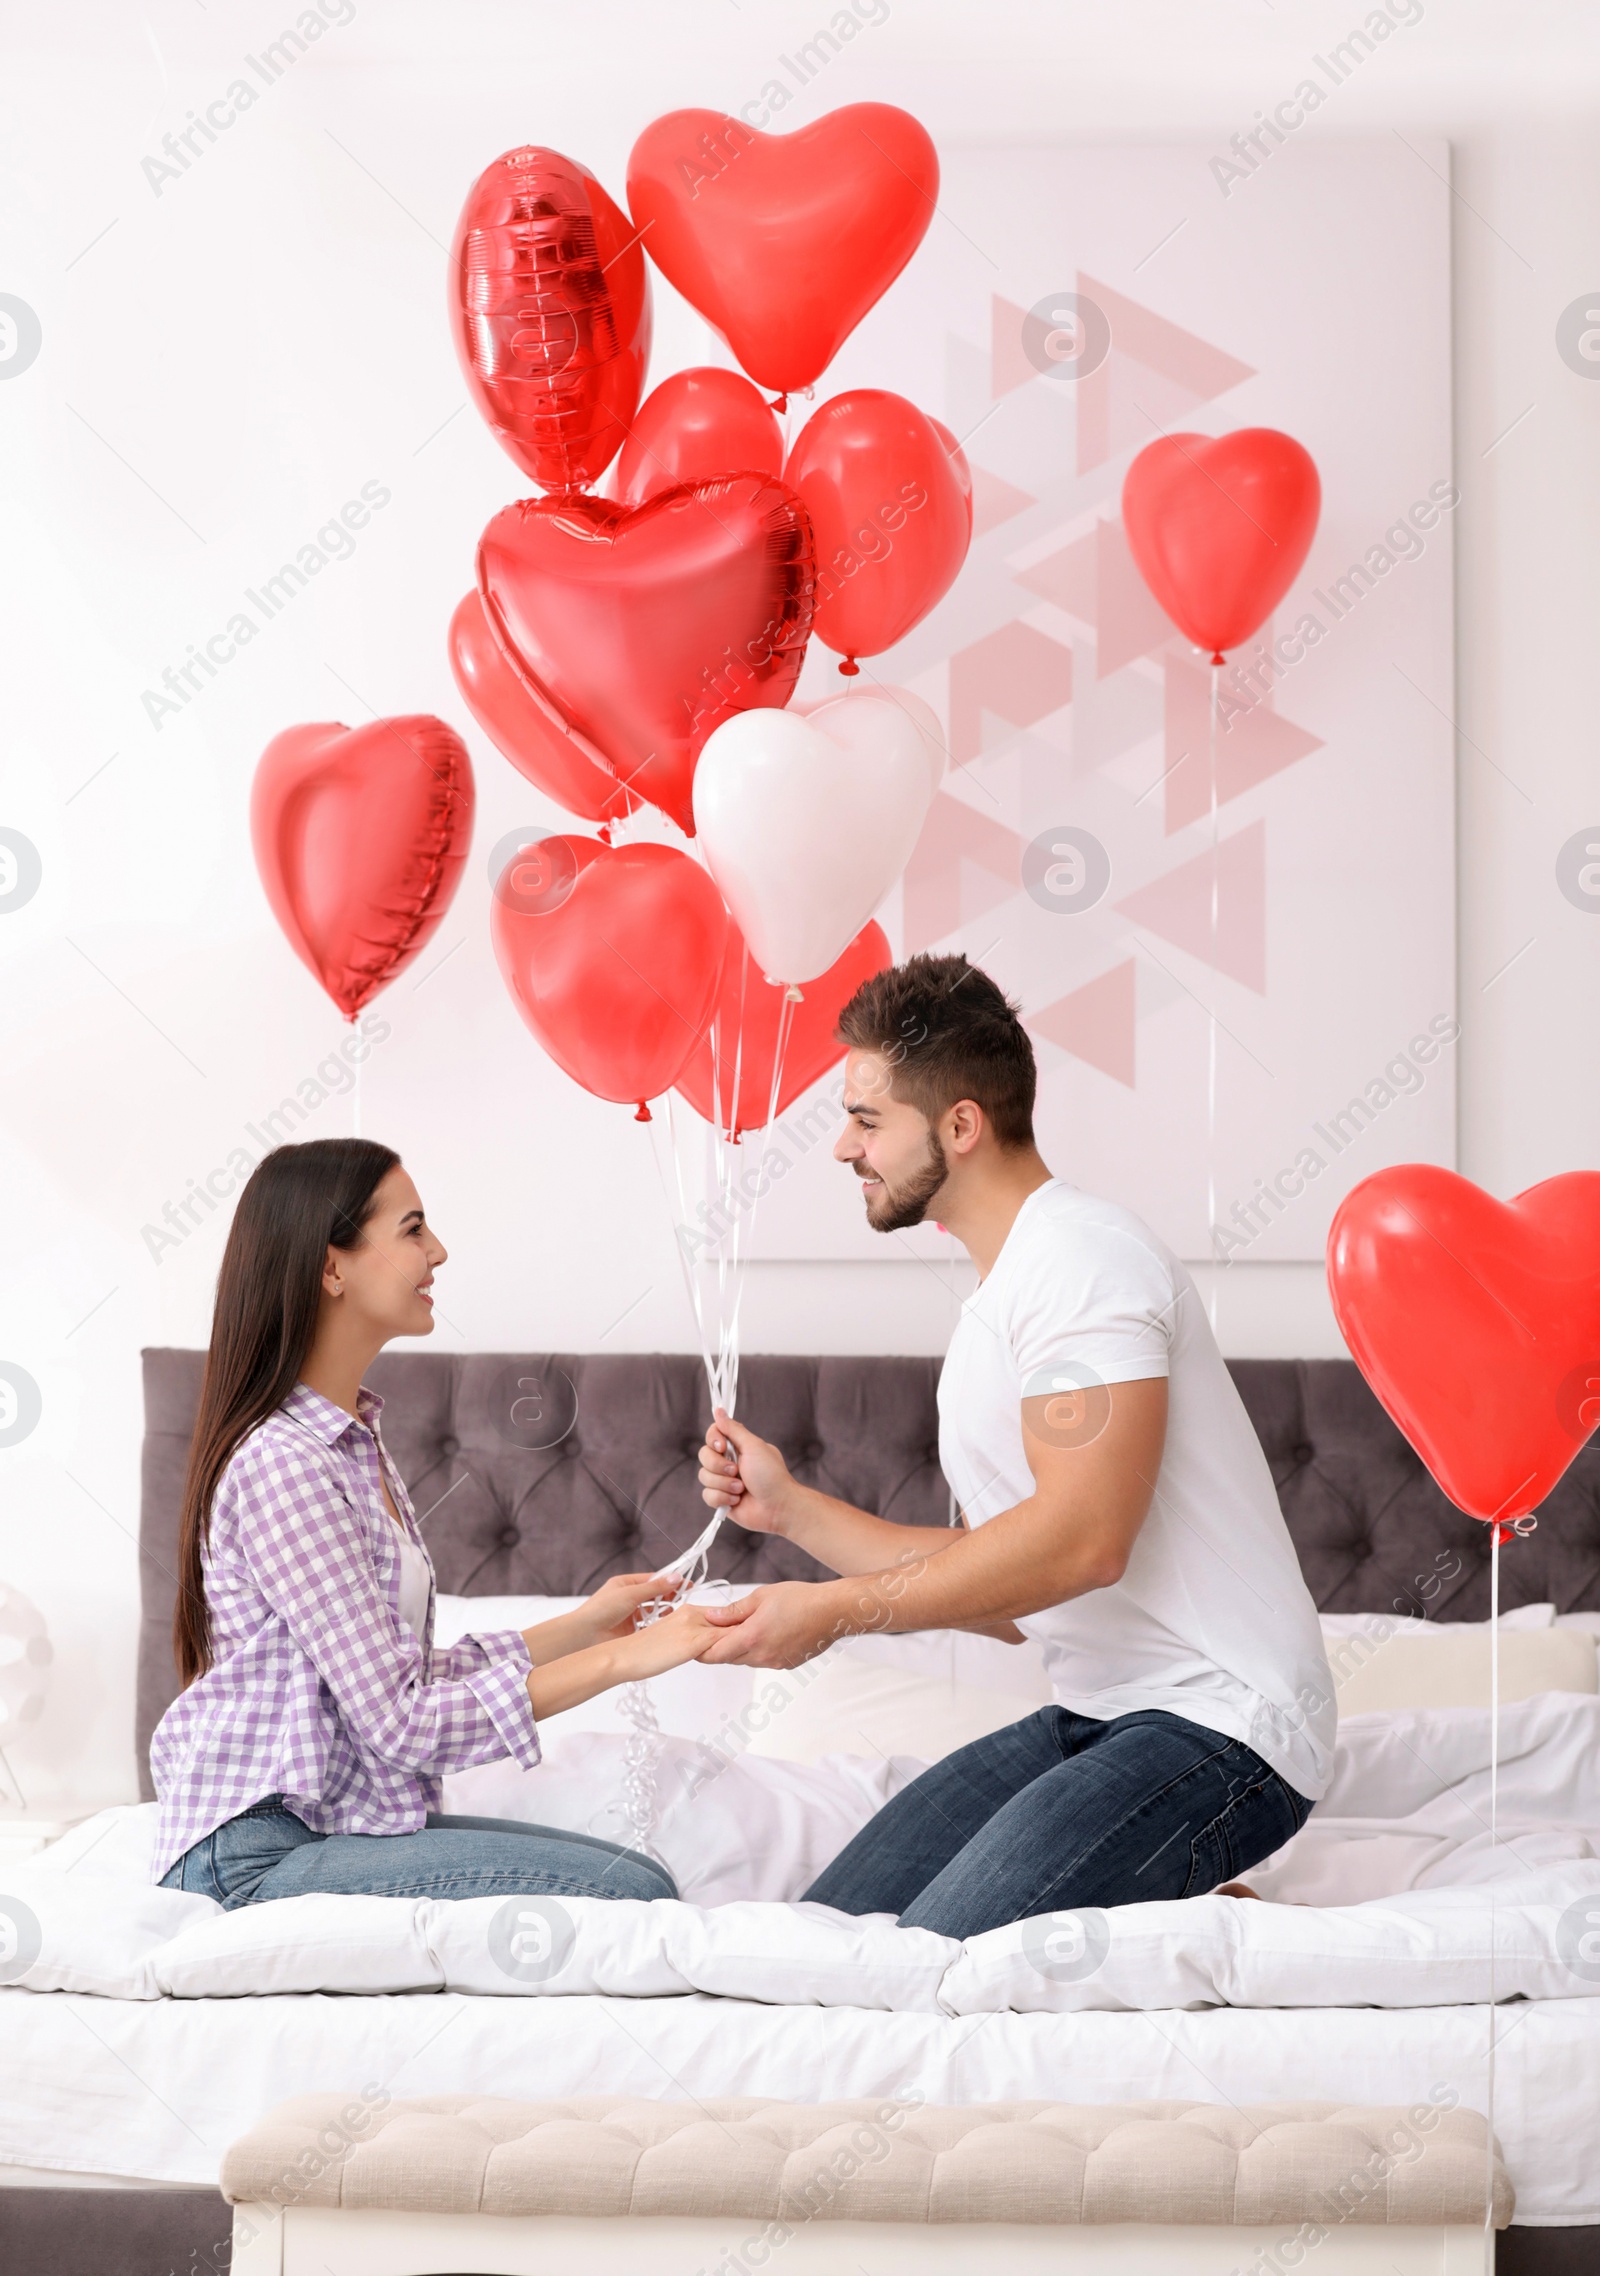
top-left (148, 1382), bottom-right (540, 1884)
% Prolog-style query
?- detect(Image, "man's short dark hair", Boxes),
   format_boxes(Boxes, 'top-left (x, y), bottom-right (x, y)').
top-left (836, 953), bottom-right (1036, 1148)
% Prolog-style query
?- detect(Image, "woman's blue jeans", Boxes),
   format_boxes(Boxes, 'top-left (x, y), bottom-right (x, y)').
top-left (159, 1796), bottom-right (676, 1911)
top-left (804, 1705), bottom-right (1313, 1938)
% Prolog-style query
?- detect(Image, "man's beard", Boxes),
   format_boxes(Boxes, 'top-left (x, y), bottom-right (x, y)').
top-left (859, 1132), bottom-right (949, 1233)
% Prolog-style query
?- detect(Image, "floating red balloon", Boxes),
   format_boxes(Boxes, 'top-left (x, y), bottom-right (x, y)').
top-left (1121, 428), bottom-right (1320, 663)
top-left (251, 718), bottom-right (474, 1019)
top-left (676, 920), bottom-right (890, 1138)
top-left (490, 836), bottom-right (727, 1114)
top-left (448, 591), bottom-right (634, 827)
top-left (613, 367), bottom-right (785, 508)
top-left (449, 146), bottom-right (652, 495)
top-left (786, 390), bottom-right (970, 666)
top-left (1327, 1166), bottom-right (1600, 1528)
top-left (477, 474), bottom-right (815, 838)
top-left (627, 105), bottom-right (938, 396)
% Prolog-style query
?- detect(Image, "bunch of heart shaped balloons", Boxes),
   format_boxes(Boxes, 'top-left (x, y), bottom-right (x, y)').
top-left (450, 104), bottom-right (971, 1126)
top-left (249, 103), bottom-right (972, 1132)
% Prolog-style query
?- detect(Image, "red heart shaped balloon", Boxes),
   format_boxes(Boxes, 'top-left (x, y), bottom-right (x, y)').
top-left (612, 367), bottom-right (785, 509)
top-left (675, 919), bottom-right (890, 1137)
top-left (448, 591), bottom-right (634, 827)
top-left (1327, 1166), bottom-right (1600, 1523)
top-left (627, 105), bottom-right (938, 395)
top-left (477, 475), bottom-right (815, 837)
top-left (449, 146), bottom-right (651, 495)
top-left (786, 390), bottom-right (971, 664)
top-left (251, 717), bottom-right (474, 1018)
top-left (1121, 428), bottom-right (1320, 662)
top-left (490, 835), bottom-right (727, 1111)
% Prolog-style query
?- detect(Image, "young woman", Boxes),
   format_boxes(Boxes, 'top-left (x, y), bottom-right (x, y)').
top-left (151, 1137), bottom-right (714, 1910)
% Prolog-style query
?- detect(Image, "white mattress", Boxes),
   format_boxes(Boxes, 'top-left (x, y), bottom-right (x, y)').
top-left (3, 1981), bottom-right (1598, 2227)
top-left (9, 1692), bottom-right (1600, 2228)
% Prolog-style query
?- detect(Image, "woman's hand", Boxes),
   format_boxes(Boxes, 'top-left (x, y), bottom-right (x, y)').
top-left (697, 1408), bottom-right (797, 1535)
top-left (520, 1571), bottom-right (671, 1667)
top-left (525, 1601), bottom-right (718, 1720)
top-left (610, 1602), bottom-right (720, 1681)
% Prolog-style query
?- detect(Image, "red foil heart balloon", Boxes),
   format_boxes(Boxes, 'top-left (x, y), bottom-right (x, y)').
top-left (1121, 428), bottom-right (1320, 662)
top-left (477, 475), bottom-right (815, 837)
top-left (675, 919), bottom-right (890, 1138)
top-left (490, 835), bottom-right (727, 1112)
top-left (613, 367), bottom-right (785, 508)
top-left (448, 591), bottom-right (634, 826)
top-left (1327, 1166), bottom-right (1600, 1525)
top-left (626, 105), bottom-right (938, 395)
top-left (449, 146), bottom-right (651, 495)
top-left (251, 718), bottom-right (474, 1018)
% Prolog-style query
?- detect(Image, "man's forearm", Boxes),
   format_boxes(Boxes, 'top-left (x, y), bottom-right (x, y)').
top-left (820, 1495), bottom-right (1119, 1638)
top-left (771, 1480), bottom-right (959, 1576)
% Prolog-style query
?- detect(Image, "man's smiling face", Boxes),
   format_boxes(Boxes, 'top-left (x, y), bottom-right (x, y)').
top-left (833, 1051), bottom-right (951, 1233)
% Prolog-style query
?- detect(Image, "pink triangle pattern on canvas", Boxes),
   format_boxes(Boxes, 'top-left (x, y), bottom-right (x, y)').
top-left (1031, 959), bottom-right (1137, 1087)
top-left (1073, 272), bottom-right (1255, 474)
top-left (1162, 653), bottom-right (1324, 834)
top-left (970, 463), bottom-right (1039, 538)
top-left (1114, 820), bottom-right (1267, 993)
top-left (902, 791), bottom-right (1026, 953)
top-left (948, 621), bottom-right (1074, 765)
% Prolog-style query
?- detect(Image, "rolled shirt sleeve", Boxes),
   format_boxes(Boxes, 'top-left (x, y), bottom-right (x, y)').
top-left (431, 1628), bottom-right (533, 1681)
top-left (231, 1440), bottom-right (542, 1777)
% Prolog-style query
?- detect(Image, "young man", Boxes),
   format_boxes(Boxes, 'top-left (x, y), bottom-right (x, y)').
top-left (696, 953), bottom-right (1333, 1939)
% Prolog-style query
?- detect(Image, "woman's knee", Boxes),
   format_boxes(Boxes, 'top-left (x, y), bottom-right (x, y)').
top-left (597, 1851), bottom-right (676, 1902)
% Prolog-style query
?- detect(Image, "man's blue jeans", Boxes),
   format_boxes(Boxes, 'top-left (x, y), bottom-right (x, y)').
top-left (804, 1706), bottom-right (1312, 1938)
top-left (159, 1795), bottom-right (676, 1910)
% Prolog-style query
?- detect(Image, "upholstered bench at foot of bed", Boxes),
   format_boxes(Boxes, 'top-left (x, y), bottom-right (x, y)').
top-left (222, 2093), bottom-right (1512, 2276)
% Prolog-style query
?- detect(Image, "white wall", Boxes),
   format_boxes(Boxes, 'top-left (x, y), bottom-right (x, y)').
top-left (2, 1), bottom-right (1597, 1816)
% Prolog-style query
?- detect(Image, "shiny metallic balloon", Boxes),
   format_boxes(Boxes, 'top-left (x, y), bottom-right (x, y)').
top-left (450, 146), bottom-right (652, 495)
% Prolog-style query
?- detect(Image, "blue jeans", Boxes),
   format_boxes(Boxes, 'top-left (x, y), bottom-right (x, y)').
top-left (804, 1706), bottom-right (1312, 1938)
top-left (159, 1795), bottom-right (676, 1910)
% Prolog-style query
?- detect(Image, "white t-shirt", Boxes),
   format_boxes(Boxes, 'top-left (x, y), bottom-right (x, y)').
top-left (392, 1526), bottom-right (432, 1644)
top-left (937, 1178), bottom-right (1334, 1801)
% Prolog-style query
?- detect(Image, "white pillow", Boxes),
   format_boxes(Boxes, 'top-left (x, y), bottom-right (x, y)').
top-left (741, 1652), bottom-right (1048, 1766)
top-left (1320, 1602), bottom-right (1556, 1635)
top-left (1325, 1623), bottom-right (1597, 1715)
top-left (443, 1734), bottom-right (919, 1903)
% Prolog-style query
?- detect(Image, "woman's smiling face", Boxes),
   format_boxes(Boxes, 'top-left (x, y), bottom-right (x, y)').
top-left (328, 1164), bottom-right (446, 1339)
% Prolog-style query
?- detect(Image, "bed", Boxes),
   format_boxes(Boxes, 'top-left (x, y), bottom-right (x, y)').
top-left (4, 1347), bottom-right (1600, 2276)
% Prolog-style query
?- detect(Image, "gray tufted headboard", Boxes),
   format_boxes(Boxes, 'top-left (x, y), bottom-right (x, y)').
top-left (136, 1349), bottom-right (1600, 1799)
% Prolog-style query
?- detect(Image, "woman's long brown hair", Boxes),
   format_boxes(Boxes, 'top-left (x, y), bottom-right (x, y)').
top-left (172, 1138), bottom-right (399, 1687)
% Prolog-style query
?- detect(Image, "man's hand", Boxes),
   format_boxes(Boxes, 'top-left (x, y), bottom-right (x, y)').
top-left (698, 1581), bottom-right (847, 1668)
top-left (697, 1408), bottom-right (797, 1536)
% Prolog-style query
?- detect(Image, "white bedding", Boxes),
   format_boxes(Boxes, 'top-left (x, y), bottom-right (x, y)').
top-left (448, 1689), bottom-right (1600, 1910)
top-left (13, 1693), bottom-right (1600, 2012)
top-left (6, 1694), bottom-right (1600, 2223)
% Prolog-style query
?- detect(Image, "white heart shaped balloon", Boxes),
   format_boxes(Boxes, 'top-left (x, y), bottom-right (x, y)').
top-left (694, 689), bottom-right (943, 985)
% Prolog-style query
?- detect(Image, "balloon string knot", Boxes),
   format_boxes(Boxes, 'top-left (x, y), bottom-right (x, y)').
top-left (784, 983), bottom-right (804, 1003)
top-left (838, 655), bottom-right (860, 677)
top-left (768, 393), bottom-right (788, 414)
top-left (634, 1101), bottom-right (652, 1123)
top-left (1209, 650), bottom-right (1227, 668)
top-left (598, 824), bottom-right (612, 845)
